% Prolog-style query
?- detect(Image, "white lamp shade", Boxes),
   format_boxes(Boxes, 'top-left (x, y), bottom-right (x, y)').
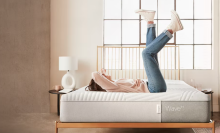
top-left (59, 56), bottom-right (78, 71)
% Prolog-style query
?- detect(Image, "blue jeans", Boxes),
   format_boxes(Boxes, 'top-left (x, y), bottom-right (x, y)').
top-left (142, 24), bottom-right (173, 93)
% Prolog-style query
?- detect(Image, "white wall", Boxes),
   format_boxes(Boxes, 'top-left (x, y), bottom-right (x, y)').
top-left (50, 0), bottom-right (103, 112)
top-left (50, 0), bottom-right (219, 112)
top-left (180, 0), bottom-right (219, 112)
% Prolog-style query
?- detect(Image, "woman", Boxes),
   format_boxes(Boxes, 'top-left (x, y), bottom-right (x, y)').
top-left (86, 10), bottom-right (183, 93)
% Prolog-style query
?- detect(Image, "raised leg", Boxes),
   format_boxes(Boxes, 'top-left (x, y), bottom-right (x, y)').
top-left (142, 30), bottom-right (172, 93)
top-left (138, 10), bottom-right (183, 92)
top-left (146, 23), bottom-right (159, 65)
top-left (146, 24), bottom-right (156, 47)
top-left (145, 30), bottom-right (172, 54)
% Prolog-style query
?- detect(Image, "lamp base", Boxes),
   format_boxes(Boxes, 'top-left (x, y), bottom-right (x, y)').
top-left (61, 71), bottom-right (75, 90)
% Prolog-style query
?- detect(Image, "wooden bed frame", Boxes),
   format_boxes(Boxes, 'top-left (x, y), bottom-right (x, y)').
top-left (55, 121), bottom-right (215, 133)
top-left (55, 46), bottom-right (215, 133)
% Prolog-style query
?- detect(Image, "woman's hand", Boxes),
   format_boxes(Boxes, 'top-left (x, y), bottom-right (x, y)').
top-left (99, 68), bottom-right (106, 75)
top-left (99, 68), bottom-right (114, 82)
top-left (135, 79), bottom-right (141, 87)
top-left (104, 75), bottom-right (112, 81)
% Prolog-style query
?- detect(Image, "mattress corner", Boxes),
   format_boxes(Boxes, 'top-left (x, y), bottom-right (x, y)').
top-left (190, 91), bottom-right (210, 101)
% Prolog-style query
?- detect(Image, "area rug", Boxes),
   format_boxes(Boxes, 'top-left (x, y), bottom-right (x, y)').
top-left (193, 120), bottom-right (220, 133)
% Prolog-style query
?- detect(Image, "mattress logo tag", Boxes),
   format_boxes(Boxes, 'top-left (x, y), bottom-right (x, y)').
top-left (165, 106), bottom-right (184, 111)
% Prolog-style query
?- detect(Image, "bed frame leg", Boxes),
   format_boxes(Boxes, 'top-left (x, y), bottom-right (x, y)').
top-left (212, 121), bottom-right (215, 133)
top-left (55, 121), bottom-right (58, 133)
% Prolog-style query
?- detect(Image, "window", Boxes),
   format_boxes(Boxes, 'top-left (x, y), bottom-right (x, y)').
top-left (103, 0), bottom-right (212, 69)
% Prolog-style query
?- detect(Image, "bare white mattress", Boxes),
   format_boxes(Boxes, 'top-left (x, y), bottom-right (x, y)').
top-left (61, 80), bottom-right (209, 102)
top-left (60, 80), bottom-right (210, 123)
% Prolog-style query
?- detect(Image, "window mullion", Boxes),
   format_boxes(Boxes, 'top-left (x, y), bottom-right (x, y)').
top-left (120, 0), bottom-right (122, 70)
top-left (193, 0), bottom-right (194, 69)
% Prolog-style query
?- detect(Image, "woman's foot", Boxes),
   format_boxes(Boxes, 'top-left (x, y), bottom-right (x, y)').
top-left (166, 10), bottom-right (184, 33)
top-left (135, 9), bottom-right (156, 23)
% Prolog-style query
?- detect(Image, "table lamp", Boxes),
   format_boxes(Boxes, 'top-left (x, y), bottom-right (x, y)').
top-left (59, 56), bottom-right (78, 90)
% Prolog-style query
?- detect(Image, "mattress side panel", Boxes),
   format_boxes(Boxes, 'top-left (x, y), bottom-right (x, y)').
top-left (162, 101), bottom-right (210, 123)
top-left (60, 101), bottom-right (161, 122)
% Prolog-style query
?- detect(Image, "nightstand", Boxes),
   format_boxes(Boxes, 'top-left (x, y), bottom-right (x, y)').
top-left (201, 90), bottom-right (213, 116)
top-left (49, 90), bottom-right (71, 116)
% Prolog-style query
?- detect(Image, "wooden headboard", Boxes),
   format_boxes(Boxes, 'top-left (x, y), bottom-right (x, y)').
top-left (97, 46), bottom-right (180, 80)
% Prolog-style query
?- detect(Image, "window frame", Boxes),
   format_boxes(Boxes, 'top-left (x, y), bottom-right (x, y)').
top-left (103, 0), bottom-right (212, 70)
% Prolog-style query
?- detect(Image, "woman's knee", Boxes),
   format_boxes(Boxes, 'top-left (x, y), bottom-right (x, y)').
top-left (160, 87), bottom-right (167, 92)
top-left (142, 49), bottom-right (151, 58)
top-left (148, 84), bottom-right (167, 93)
top-left (160, 84), bottom-right (167, 92)
top-left (153, 88), bottom-right (167, 93)
top-left (142, 48), bottom-right (156, 57)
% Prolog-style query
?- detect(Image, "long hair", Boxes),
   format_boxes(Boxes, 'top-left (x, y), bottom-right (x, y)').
top-left (85, 79), bottom-right (106, 92)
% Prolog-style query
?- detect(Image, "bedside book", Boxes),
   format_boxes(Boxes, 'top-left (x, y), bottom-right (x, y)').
top-left (201, 88), bottom-right (212, 92)
top-left (59, 89), bottom-right (72, 93)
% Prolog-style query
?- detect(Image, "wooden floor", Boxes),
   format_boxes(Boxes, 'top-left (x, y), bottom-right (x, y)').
top-left (0, 113), bottom-right (218, 133)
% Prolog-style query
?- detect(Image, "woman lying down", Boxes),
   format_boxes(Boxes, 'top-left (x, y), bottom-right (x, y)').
top-left (86, 9), bottom-right (183, 93)
top-left (86, 68), bottom-right (149, 93)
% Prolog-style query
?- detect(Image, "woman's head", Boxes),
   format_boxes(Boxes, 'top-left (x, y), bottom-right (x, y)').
top-left (85, 79), bottom-right (106, 92)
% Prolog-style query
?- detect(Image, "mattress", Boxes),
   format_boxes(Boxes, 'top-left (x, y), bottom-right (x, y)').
top-left (60, 80), bottom-right (210, 123)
